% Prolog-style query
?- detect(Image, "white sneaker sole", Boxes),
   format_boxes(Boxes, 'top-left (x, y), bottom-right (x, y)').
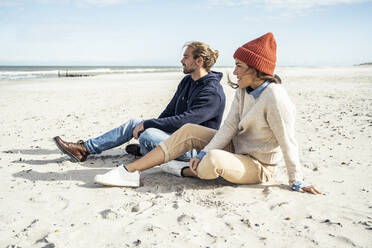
top-left (94, 176), bottom-right (140, 187)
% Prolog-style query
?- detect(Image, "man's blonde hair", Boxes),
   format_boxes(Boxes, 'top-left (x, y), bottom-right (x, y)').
top-left (184, 41), bottom-right (219, 72)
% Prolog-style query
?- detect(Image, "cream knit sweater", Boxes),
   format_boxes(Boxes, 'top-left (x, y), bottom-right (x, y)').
top-left (203, 83), bottom-right (304, 184)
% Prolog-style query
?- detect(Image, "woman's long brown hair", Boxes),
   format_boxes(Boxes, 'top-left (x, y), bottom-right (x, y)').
top-left (227, 66), bottom-right (281, 89)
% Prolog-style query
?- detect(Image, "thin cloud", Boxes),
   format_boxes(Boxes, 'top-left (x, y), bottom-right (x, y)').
top-left (208, 0), bottom-right (372, 13)
top-left (266, 0), bottom-right (371, 10)
top-left (74, 0), bottom-right (130, 6)
top-left (207, 0), bottom-right (372, 19)
top-left (0, 0), bottom-right (143, 7)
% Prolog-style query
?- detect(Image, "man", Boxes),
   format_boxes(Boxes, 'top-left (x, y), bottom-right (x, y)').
top-left (53, 41), bottom-right (225, 163)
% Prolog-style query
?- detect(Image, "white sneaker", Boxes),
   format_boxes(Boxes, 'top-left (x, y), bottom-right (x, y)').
top-left (94, 165), bottom-right (140, 187)
top-left (160, 160), bottom-right (189, 177)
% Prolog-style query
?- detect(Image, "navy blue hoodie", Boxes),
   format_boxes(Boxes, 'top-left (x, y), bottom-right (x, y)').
top-left (143, 71), bottom-right (225, 133)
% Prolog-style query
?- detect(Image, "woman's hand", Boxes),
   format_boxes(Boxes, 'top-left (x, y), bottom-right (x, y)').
top-left (292, 181), bottom-right (321, 194)
top-left (299, 184), bottom-right (321, 194)
top-left (189, 157), bottom-right (201, 176)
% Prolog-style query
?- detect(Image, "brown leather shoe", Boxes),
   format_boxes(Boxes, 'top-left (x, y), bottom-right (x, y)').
top-left (53, 136), bottom-right (89, 162)
top-left (125, 144), bottom-right (142, 156)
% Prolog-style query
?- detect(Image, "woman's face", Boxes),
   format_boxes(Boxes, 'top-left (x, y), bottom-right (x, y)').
top-left (233, 59), bottom-right (255, 89)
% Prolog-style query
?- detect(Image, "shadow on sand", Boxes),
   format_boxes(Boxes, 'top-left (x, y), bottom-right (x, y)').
top-left (9, 148), bottom-right (289, 193)
top-left (13, 168), bottom-right (110, 188)
top-left (13, 165), bottom-right (240, 192)
top-left (3, 148), bottom-right (60, 155)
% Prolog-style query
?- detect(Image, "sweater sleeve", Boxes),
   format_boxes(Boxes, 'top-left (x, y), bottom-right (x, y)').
top-left (266, 87), bottom-right (304, 184)
top-left (203, 89), bottom-right (241, 152)
top-left (143, 89), bottom-right (223, 133)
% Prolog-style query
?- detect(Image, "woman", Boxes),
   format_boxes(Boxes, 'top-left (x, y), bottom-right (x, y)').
top-left (94, 32), bottom-right (320, 194)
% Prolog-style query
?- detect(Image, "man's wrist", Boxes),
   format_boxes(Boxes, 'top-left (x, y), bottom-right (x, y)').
top-left (142, 120), bottom-right (149, 129)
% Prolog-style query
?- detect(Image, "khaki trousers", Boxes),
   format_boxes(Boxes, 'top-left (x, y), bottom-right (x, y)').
top-left (159, 124), bottom-right (275, 184)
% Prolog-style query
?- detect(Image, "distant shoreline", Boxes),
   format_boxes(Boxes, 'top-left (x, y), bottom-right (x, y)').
top-left (1, 64), bottom-right (370, 81)
top-left (356, 62), bottom-right (372, 66)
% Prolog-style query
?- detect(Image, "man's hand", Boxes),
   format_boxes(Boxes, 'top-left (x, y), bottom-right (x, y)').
top-left (133, 123), bottom-right (144, 139)
top-left (189, 157), bottom-right (201, 176)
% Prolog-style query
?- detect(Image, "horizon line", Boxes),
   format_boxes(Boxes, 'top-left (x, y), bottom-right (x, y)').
top-left (0, 64), bottom-right (370, 67)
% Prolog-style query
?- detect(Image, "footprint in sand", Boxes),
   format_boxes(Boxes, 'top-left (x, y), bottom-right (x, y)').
top-left (99, 209), bottom-right (118, 220)
top-left (130, 200), bottom-right (154, 214)
top-left (177, 214), bottom-right (196, 226)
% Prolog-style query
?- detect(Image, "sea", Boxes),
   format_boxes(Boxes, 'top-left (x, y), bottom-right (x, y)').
top-left (0, 66), bottom-right (183, 81)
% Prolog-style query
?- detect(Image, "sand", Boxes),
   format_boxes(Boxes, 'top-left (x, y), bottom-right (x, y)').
top-left (0, 66), bottom-right (371, 247)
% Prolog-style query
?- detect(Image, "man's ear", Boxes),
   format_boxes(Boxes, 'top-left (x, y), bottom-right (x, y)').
top-left (196, 56), bottom-right (203, 67)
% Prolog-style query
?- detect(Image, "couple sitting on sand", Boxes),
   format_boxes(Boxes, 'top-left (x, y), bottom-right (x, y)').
top-left (54, 33), bottom-right (320, 194)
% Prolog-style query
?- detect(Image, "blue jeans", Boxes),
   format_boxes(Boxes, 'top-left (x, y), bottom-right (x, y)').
top-left (84, 118), bottom-right (195, 161)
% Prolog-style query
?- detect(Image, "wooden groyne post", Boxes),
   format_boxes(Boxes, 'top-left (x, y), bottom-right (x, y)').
top-left (58, 70), bottom-right (90, 77)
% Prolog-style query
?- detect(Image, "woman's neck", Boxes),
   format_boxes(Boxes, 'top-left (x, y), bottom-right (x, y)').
top-left (250, 78), bottom-right (265, 89)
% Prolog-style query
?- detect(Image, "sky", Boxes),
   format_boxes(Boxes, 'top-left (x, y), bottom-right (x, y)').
top-left (0, 0), bottom-right (372, 66)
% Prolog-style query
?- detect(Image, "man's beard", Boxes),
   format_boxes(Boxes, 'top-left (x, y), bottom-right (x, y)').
top-left (183, 67), bottom-right (195, 74)
top-left (183, 63), bottom-right (196, 74)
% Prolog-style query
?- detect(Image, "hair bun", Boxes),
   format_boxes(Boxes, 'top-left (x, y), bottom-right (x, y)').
top-left (213, 50), bottom-right (219, 61)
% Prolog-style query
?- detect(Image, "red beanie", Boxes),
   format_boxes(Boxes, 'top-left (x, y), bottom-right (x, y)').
top-left (233, 32), bottom-right (277, 76)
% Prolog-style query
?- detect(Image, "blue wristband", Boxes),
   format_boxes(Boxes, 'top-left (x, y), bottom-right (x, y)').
top-left (291, 181), bottom-right (310, 191)
top-left (196, 151), bottom-right (206, 160)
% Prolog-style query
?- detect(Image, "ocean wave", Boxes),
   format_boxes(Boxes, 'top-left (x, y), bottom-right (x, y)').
top-left (0, 66), bottom-right (182, 80)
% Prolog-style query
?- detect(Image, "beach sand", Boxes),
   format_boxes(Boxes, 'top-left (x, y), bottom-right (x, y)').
top-left (0, 66), bottom-right (371, 247)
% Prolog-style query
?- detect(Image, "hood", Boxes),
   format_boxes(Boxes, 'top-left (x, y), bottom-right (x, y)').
top-left (195, 71), bottom-right (223, 84)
